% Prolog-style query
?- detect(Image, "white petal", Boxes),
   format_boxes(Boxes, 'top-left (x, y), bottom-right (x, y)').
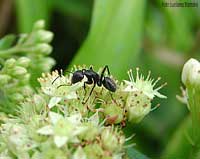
top-left (123, 85), bottom-right (138, 92)
top-left (54, 136), bottom-right (68, 148)
top-left (37, 125), bottom-right (54, 135)
top-left (72, 147), bottom-right (86, 159)
top-left (41, 86), bottom-right (55, 96)
top-left (65, 92), bottom-right (77, 99)
top-left (67, 113), bottom-right (82, 124)
top-left (154, 92), bottom-right (167, 99)
top-left (48, 97), bottom-right (62, 108)
top-left (89, 112), bottom-right (99, 126)
top-left (49, 111), bottom-right (63, 124)
top-left (70, 82), bottom-right (83, 91)
top-left (73, 126), bottom-right (88, 135)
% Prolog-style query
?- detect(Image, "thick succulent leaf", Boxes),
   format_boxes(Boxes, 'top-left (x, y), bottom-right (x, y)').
top-left (127, 147), bottom-right (150, 159)
top-left (70, 0), bottom-right (146, 79)
top-left (15, 0), bottom-right (51, 32)
top-left (0, 34), bottom-right (16, 50)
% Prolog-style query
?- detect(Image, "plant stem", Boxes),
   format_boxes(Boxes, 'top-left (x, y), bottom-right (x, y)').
top-left (0, 46), bottom-right (20, 57)
top-left (187, 87), bottom-right (200, 155)
top-left (0, 46), bottom-right (31, 57)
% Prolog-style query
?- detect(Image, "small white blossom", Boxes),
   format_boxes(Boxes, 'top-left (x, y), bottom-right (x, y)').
top-left (37, 112), bottom-right (86, 148)
top-left (72, 147), bottom-right (87, 159)
top-left (123, 68), bottom-right (166, 99)
top-left (122, 68), bottom-right (166, 123)
top-left (38, 70), bottom-right (84, 105)
top-left (48, 97), bottom-right (62, 108)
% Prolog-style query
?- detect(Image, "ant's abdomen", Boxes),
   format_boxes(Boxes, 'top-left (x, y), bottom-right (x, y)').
top-left (102, 77), bottom-right (117, 92)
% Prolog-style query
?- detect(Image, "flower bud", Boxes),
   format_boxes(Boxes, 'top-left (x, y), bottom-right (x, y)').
top-left (0, 74), bottom-right (11, 85)
top-left (73, 147), bottom-right (86, 159)
top-left (33, 94), bottom-right (46, 111)
top-left (21, 86), bottom-right (33, 96)
top-left (32, 43), bottom-right (52, 55)
top-left (182, 58), bottom-right (200, 87)
top-left (101, 127), bottom-right (125, 152)
top-left (12, 66), bottom-right (27, 77)
top-left (35, 30), bottom-right (54, 43)
top-left (4, 58), bottom-right (16, 68)
top-left (17, 57), bottom-right (31, 68)
top-left (11, 93), bottom-right (24, 102)
top-left (104, 105), bottom-right (124, 124)
top-left (78, 123), bottom-right (99, 141)
top-left (33, 20), bottom-right (45, 30)
top-left (39, 57), bottom-right (55, 72)
top-left (83, 144), bottom-right (104, 159)
top-left (19, 73), bottom-right (30, 84)
top-left (126, 91), bottom-right (151, 123)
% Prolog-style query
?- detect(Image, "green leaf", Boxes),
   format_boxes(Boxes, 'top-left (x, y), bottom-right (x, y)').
top-left (70, 0), bottom-right (146, 79)
top-left (0, 34), bottom-right (16, 50)
top-left (53, 0), bottom-right (91, 20)
top-left (157, 0), bottom-right (194, 52)
top-left (15, 0), bottom-right (52, 32)
top-left (163, 116), bottom-right (193, 159)
top-left (127, 147), bottom-right (150, 159)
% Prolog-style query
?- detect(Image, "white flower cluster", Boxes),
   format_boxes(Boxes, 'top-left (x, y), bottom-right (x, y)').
top-left (0, 66), bottom-right (166, 159)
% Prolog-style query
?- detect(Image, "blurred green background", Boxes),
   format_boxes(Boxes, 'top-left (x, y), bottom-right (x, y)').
top-left (0, 0), bottom-right (199, 158)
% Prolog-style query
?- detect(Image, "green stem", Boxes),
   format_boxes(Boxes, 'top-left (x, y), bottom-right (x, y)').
top-left (163, 116), bottom-right (192, 159)
top-left (187, 87), bottom-right (200, 154)
top-left (0, 47), bottom-right (19, 56)
top-left (0, 46), bottom-right (31, 58)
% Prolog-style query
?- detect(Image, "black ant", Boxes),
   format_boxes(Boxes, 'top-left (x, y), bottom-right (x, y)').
top-left (52, 65), bottom-right (117, 103)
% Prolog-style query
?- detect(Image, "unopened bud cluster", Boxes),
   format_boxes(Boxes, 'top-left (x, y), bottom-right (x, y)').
top-left (0, 57), bottom-right (33, 114)
top-left (0, 20), bottom-right (55, 114)
top-left (19, 20), bottom-right (53, 55)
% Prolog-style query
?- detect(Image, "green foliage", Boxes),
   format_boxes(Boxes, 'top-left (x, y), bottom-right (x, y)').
top-left (70, 0), bottom-right (146, 79)
top-left (53, 0), bottom-right (92, 20)
top-left (127, 147), bottom-right (150, 159)
top-left (163, 116), bottom-right (192, 159)
top-left (15, 0), bottom-right (52, 32)
top-left (0, 35), bottom-right (16, 50)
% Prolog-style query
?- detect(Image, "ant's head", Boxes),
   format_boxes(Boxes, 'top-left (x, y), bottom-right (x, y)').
top-left (71, 70), bottom-right (85, 84)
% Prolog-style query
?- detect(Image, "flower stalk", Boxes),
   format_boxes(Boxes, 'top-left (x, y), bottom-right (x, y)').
top-left (181, 58), bottom-right (200, 154)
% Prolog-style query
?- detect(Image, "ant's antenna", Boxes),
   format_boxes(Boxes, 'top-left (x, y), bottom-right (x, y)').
top-left (65, 70), bottom-right (73, 74)
top-left (51, 70), bottom-right (73, 85)
top-left (52, 76), bottom-right (60, 84)
top-left (52, 70), bottom-right (63, 85)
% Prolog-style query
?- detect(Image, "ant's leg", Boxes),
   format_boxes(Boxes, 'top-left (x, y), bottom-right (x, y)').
top-left (83, 82), bottom-right (96, 104)
top-left (83, 82), bottom-right (87, 96)
top-left (109, 92), bottom-right (115, 101)
top-left (99, 65), bottom-right (110, 86)
top-left (57, 84), bottom-right (71, 89)
top-left (89, 65), bottom-right (93, 70)
top-left (83, 78), bottom-right (93, 98)
top-left (83, 82), bottom-right (86, 89)
top-left (109, 92), bottom-right (118, 105)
